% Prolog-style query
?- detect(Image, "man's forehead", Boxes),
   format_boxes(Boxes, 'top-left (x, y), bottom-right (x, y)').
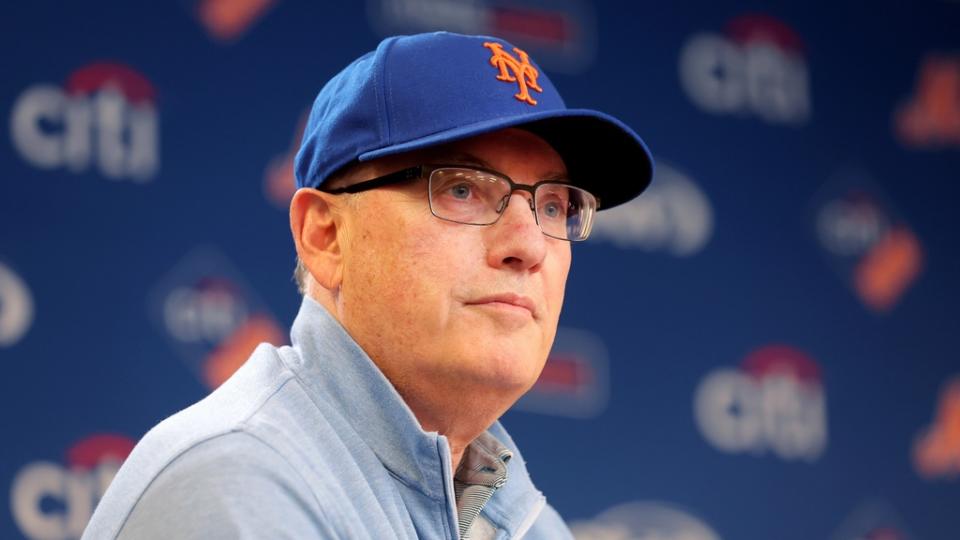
top-left (368, 129), bottom-right (569, 180)
top-left (438, 151), bottom-right (568, 182)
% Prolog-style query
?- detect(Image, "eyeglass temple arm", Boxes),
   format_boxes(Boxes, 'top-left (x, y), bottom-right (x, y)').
top-left (317, 166), bottom-right (423, 194)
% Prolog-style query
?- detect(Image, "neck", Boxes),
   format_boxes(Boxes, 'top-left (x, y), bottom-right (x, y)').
top-left (397, 386), bottom-right (513, 471)
top-left (308, 290), bottom-right (520, 472)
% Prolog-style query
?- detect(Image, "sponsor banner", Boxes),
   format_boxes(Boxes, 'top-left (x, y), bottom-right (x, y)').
top-left (0, 261), bottom-right (34, 348)
top-left (263, 108), bottom-right (309, 209)
top-left (694, 344), bottom-right (828, 462)
top-left (570, 500), bottom-right (722, 540)
top-left (186, 0), bottom-right (279, 42)
top-left (147, 247), bottom-right (286, 389)
top-left (894, 54), bottom-right (960, 148)
top-left (590, 162), bottom-right (713, 256)
top-left (913, 375), bottom-right (960, 480)
top-left (10, 434), bottom-right (135, 540)
top-left (10, 62), bottom-right (160, 182)
top-left (679, 13), bottom-right (811, 124)
top-left (366, 0), bottom-right (597, 73)
top-left (513, 327), bottom-right (609, 418)
top-left (830, 500), bottom-right (914, 540)
top-left (811, 170), bottom-right (923, 313)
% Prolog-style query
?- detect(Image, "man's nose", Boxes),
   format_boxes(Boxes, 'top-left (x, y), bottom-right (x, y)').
top-left (485, 191), bottom-right (547, 272)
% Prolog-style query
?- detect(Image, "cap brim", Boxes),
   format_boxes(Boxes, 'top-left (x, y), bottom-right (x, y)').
top-left (358, 108), bottom-right (653, 210)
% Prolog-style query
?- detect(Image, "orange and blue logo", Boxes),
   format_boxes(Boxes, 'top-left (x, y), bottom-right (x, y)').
top-left (10, 62), bottom-right (160, 182)
top-left (188, 0), bottom-right (279, 42)
top-left (148, 247), bottom-right (286, 389)
top-left (913, 376), bottom-right (960, 480)
top-left (483, 42), bottom-right (543, 105)
top-left (10, 434), bottom-right (135, 540)
top-left (812, 172), bottom-right (923, 313)
top-left (895, 55), bottom-right (960, 148)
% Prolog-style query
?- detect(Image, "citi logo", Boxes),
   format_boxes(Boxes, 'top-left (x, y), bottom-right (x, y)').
top-left (831, 500), bottom-right (913, 540)
top-left (164, 278), bottom-right (250, 347)
top-left (590, 162), bottom-right (713, 256)
top-left (570, 500), bottom-right (721, 540)
top-left (10, 434), bottom-right (135, 540)
top-left (816, 191), bottom-right (890, 258)
top-left (10, 62), bottom-right (160, 182)
top-left (859, 528), bottom-right (909, 540)
top-left (0, 261), bottom-right (33, 347)
top-left (679, 13), bottom-right (811, 124)
top-left (694, 344), bottom-right (828, 462)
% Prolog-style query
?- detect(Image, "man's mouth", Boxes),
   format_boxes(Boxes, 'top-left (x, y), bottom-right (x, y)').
top-left (466, 293), bottom-right (537, 318)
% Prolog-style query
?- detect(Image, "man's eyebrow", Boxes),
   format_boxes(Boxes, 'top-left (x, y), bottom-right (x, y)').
top-left (440, 152), bottom-right (493, 169)
top-left (438, 151), bottom-right (569, 182)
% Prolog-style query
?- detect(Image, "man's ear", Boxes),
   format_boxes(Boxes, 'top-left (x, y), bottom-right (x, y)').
top-left (290, 188), bottom-right (345, 290)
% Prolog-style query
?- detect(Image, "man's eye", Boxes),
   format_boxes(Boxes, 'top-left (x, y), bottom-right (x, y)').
top-left (542, 201), bottom-right (564, 218)
top-left (449, 183), bottom-right (473, 200)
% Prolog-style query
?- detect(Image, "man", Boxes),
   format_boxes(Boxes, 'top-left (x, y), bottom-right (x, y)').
top-left (84, 31), bottom-right (653, 539)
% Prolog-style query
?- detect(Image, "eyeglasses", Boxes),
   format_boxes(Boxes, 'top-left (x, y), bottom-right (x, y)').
top-left (320, 164), bottom-right (598, 241)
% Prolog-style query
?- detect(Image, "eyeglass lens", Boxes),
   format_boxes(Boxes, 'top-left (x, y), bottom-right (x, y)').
top-left (427, 168), bottom-right (595, 241)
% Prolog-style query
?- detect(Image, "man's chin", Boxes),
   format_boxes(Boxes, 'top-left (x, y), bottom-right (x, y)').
top-left (458, 350), bottom-right (545, 392)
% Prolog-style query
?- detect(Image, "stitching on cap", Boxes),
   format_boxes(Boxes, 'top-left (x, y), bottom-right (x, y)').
top-left (375, 38), bottom-right (395, 146)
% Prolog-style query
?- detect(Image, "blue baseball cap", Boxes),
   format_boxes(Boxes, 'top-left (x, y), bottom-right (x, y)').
top-left (295, 31), bottom-right (653, 210)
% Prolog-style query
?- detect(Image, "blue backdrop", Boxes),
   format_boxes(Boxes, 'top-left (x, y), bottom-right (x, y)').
top-left (3, 1), bottom-right (959, 539)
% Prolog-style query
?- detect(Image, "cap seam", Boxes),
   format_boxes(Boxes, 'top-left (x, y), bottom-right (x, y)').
top-left (375, 37), bottom-right (395, 147)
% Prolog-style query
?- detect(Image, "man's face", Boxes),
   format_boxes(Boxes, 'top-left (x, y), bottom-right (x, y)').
top-left (334, 128), bottom-right (571, 405)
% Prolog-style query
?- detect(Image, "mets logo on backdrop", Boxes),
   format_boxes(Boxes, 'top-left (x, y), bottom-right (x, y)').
top-left (10, 433), bottom-right (135, 540)
top-left (679, 13), bottom-right (811, 124)
top-left (694, 344), bottom-right (828, 462)
top-left (512, 327), bottom-right (609, 418)
top-left (894, 54), bottom-right (960, 148)
top-left (367, 0), bottom-right (598, 74)
top-left (186, 0), bottom-right (279, 42)
top-left (913, 376), bottom-right (960, 480)
top-left (811, 170), bottom-right (923, 313)
top-left (148, 247), bottom-right (286, 389)
top-left (263, 107), bottom-right (309, 208)
top-left (483, 42), bottom-right (543, 105)
top-left (10, 62), bottom-right (160, 182)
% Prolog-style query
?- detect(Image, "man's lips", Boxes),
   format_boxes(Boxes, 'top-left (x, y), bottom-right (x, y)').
top-left (466, 293), bottom-right (537, 318)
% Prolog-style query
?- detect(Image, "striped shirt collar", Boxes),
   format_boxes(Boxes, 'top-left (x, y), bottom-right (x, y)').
top-left (455, 431), bottom-right (513, 537)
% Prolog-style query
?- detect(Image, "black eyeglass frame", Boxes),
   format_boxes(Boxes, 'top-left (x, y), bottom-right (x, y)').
top-left (318, 164), bottom-right (600, 241)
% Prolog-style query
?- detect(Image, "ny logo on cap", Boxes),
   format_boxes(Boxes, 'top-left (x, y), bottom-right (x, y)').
top-left (483, 42), bottom-right (543, 106)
